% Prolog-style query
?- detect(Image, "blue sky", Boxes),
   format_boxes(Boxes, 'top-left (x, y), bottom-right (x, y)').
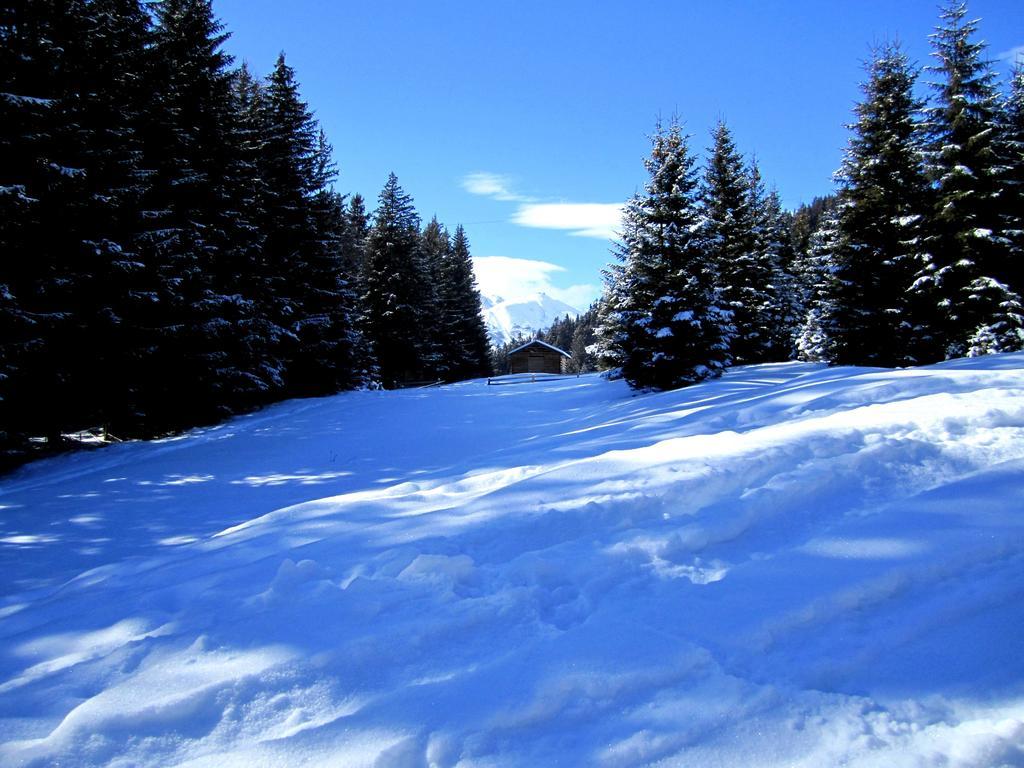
top-left (213, 0), bottom-right (1023, 309)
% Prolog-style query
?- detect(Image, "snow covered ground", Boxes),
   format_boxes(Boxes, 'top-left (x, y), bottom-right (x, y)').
top-left (2, 355), bottom-right (1024, 767)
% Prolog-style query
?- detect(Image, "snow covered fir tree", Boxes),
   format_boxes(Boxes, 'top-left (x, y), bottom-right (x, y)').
top-left (593, 118), bottom-right (733, 390)
top-left (819, 41), bottom-right (934, 367)
top-left (918, 1), bottom-right (1024, 357)
top-left (700, 121), bottom-right (777, 365)
top-left (594, 1), bottom-right (1024, 392)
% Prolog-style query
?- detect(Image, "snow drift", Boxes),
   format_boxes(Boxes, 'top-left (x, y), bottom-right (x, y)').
top-left (1, 355), bottom-right (1024, 767)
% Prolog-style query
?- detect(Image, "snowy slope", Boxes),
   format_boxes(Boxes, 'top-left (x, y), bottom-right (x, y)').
top-left (481, 291), bottom-right (580, 345)
top-left (2, 355), bottom-right (1024, 767)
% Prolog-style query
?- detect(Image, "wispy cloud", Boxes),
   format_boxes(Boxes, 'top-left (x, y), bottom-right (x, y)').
top-left (511, 202), bottom-right (624, 240)
top-left (998, 44), bottom-right (1024, 66)
top-left (461, 172), bottom-right (536, 203)
top-left (472, 255), bottom-right (599, 308)
top-left (462, 171), bottom-right (624, 240)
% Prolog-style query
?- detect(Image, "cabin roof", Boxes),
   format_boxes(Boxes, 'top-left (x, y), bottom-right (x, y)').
top-left (509, 338), bottom-right (572, 358)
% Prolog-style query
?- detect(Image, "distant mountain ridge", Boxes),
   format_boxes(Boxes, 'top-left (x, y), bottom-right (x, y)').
top-left (481, 292), bottom-right (582, 346)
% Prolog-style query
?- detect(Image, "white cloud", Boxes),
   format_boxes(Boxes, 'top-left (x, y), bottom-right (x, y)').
top-left (511, 202), bottom-right (624, 240)
top-left (998, 45), bottom-right (1024, 65)
top-left (461, 172), bottom-right (536, 202)
top-left (472, 255), bottom-right (599, 308)
top-left (461, 172), bottom-right (624, 240)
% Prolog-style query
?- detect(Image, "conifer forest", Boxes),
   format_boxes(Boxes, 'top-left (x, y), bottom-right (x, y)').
top-left (2, 0), bottom-right (1023, 466)
top-left (595, 3), bottom-right (1023, 390)
top-left (1, 0), bottom-right (492, 467)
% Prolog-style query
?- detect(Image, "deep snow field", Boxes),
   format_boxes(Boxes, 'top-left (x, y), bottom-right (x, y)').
top-left (2, 355), bottom-right (1024, 767)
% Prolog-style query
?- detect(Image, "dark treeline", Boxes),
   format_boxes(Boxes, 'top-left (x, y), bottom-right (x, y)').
top-left (596, 1), bottom-right (1023, 391)
top-left (0, 0), bottom-right (491, 466)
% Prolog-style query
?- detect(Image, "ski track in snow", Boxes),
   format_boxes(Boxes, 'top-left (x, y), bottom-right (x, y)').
top-left (1, 356), bottom-right (1024, 766)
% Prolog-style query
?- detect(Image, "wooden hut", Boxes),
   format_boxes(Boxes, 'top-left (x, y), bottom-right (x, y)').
top-left (508, 339), bottom-right (571, 374)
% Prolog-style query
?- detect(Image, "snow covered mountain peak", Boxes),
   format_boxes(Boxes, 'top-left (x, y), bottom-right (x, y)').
top-left (481, 291), bottom-right (581, 346)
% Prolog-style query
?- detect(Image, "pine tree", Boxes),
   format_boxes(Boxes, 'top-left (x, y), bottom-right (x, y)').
top-left (599, 118), bottom-right (732, 390)
top-left (757, 185), bottom-right (801, 358)
top-left (130, 0), bottom-right (245, 431)
top-left (418, 217), bottom-right (450, 378)
top-left (292, 131), bottom-right (365, 394)
top-left (343, 193), bottom-right (370, 278)
top-left (439, 225), bottom-right (492, 380)
top-left (256, 52), bottom-right (320, 385)
top-left (542, 314), bottom-right (575, 352)
top-left (253, 55), bottom-right (365, 394)
top-left (828, 41), bottom-right (934, 367)
top-left (361, 173), bottom-right (428, 387)
top-left (999, 64), bottom-right (1024, 291)
top-left (259, 56), bottom-right (322, 241)
top-left (794, 208), bottom-right (842, 362)
top-left (0, 1), bottom-right (156, 452)
top-left (0, 0), bottom-right (91, 457)
top-left (289, 181), bottom-right (359, 393)
top-left (591, 241), bottom-right (632, 371)
top-left (921, 1), bottom-right (1022, 357)
top-left (569, 303), bottom-right (599, 373)
top-left (214, 62), bottom-right (287, 408)
top-left (701, 121), bottom-right (773, 364)
top-left (71, 0), bottom-right (159, 432)
top-left (790, 195), bottom-right (837, 262)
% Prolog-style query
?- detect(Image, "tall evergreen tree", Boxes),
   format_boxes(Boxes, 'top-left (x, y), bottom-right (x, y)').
top-left (343, 193), bottom-right (370, 278)
top-left (827, 41), bottom-right (934, 367)
top-left (71, 0), bottom-right (158, 430)
top-left (569, 304), bottom-right (599, 374)
top-left (256, 52), bottom-right (321, 382)
top-left (921, 1), bottom-right (1022, 356)
top-left (254, 55), bottom-right (364, 394)
top-left (0, 0), bottom-right (159, 450)
top-left (361, 173), bottom-right (427, 387)
top-left (999, 63), bottom-right (1024, 288)
top-left (591, 221), bottom-right (633, 372)
top-left (213, 62), bottom-right (287, 408)
top-left (132, 0), bottom-right (244, 430)
top-left (757, 184), bottom-right (801, 358)
top-left (0, 0), bottom-right (92, 457)
top-left (794, 208), bottom-right (842, 362)
top-left (259, 54), bottom-right (324, 252)
top-left (597, 118), bottom-right (732, 390)
top-left (294, 132), bottom-right (365, 393)
top-left (439, 225), bottom-right (492, 380)
top-left (701, 121), bottom-right (773, 363)
top-left (418, 217), bottom-right (450, 378)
